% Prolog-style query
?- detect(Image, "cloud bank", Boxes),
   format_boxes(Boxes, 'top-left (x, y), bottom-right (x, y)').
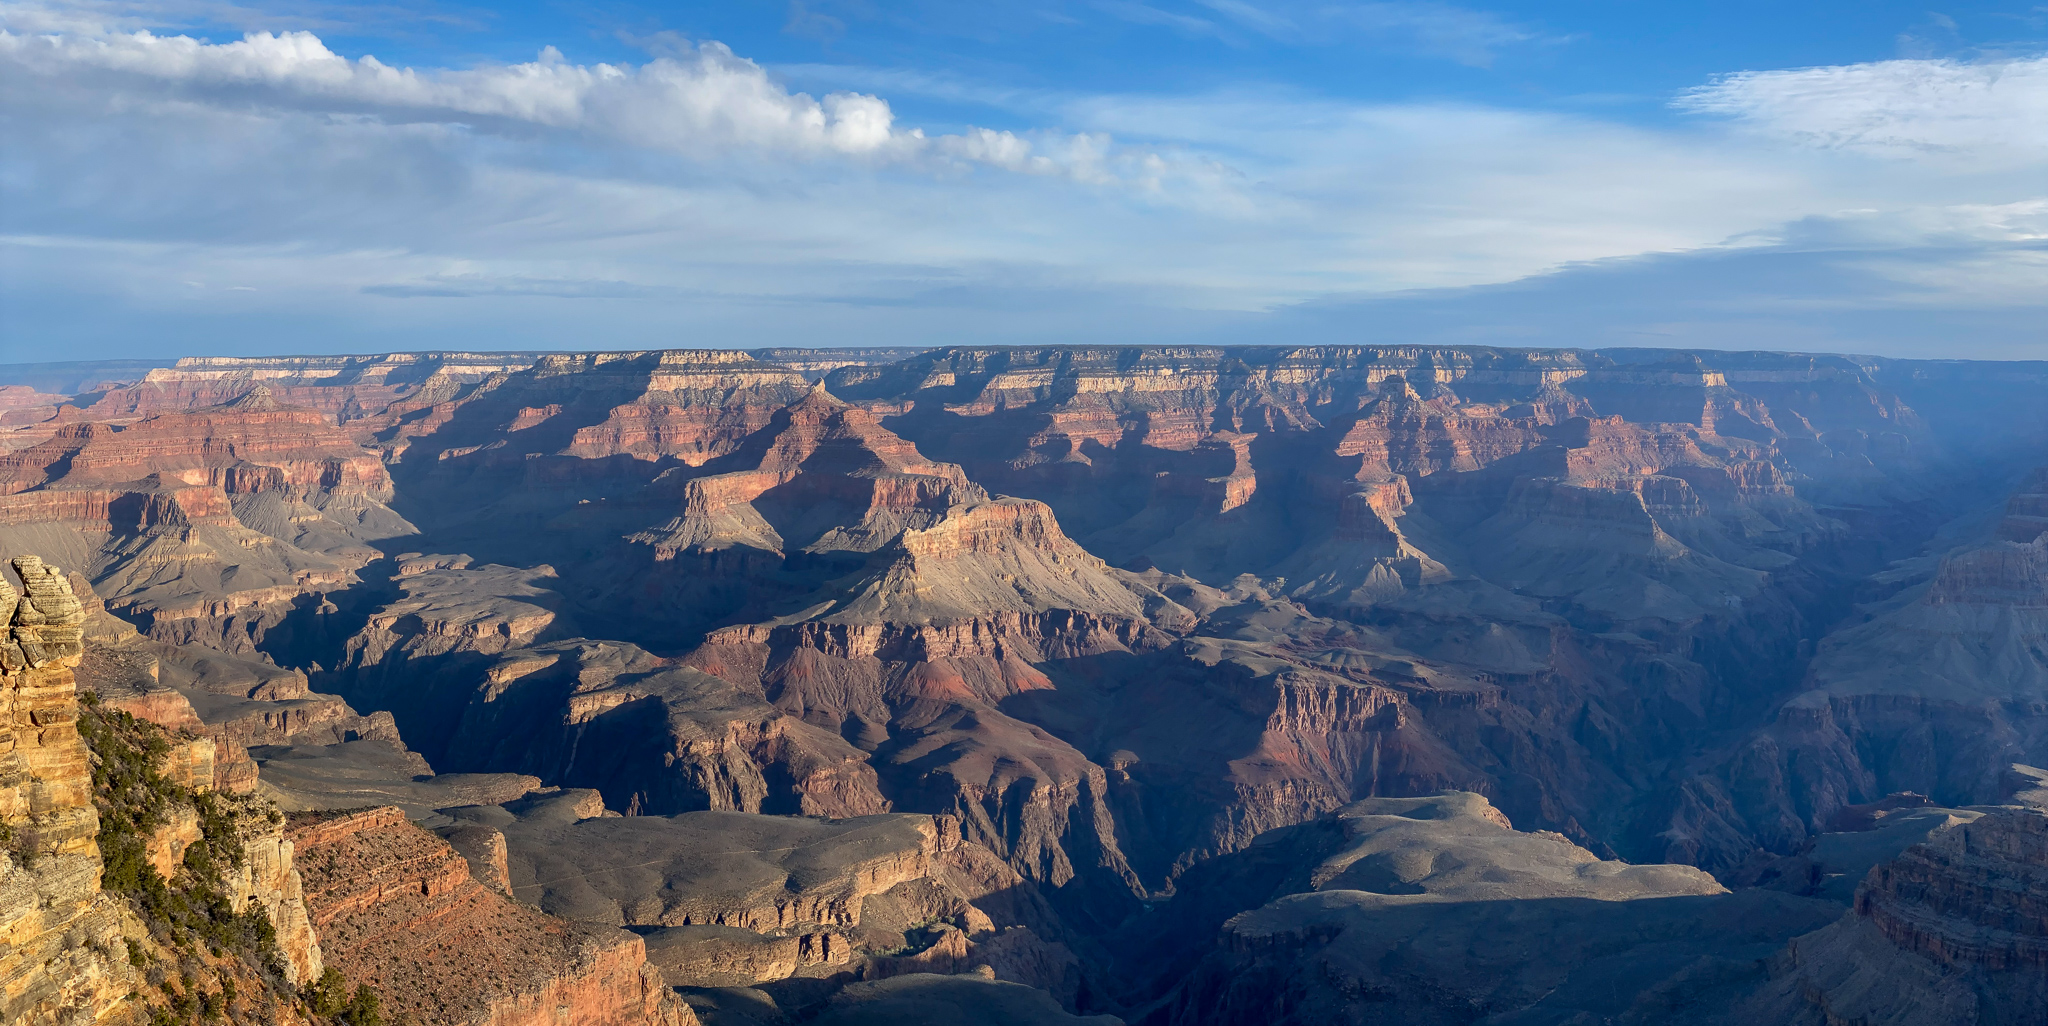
top-left (0, 19), bottom-right (1157, 178)
top-left (1, 2), bottom-right (2043, 361)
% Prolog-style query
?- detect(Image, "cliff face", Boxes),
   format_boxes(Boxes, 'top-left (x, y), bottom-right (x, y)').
top-left (0, 555), bottom-right (139, 1025)
top-left (1858, 809), bottom-right (2048, 972)
top-left (289, 805), bottom-right (694, 1026)
top-left (228, 811), bottom-right (325, 984)
top-left (1742, 808), bottom-right (2048, 1026)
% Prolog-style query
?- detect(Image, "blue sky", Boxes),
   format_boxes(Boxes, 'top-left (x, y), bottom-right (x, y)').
top-left (2, 0), bottom-right (2044, 360)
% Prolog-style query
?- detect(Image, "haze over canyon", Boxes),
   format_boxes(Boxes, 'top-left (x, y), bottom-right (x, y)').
top-left (2, 343), bottom-right (2046, 1025)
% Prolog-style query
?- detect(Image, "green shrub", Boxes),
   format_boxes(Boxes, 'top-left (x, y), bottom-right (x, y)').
top-left (343, 983), bottom-right (383, 1026)
top-left (79, 705), bottom-right (293, 991)
top-left (307, 967), bottom-right (351, 1015)
top-left (80, 701), bottom-right (381, 1024)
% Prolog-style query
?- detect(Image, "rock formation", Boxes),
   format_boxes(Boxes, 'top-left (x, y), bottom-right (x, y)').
top-left (0, 389), bottom-right (414, 654)
top-left (427, 790), bottom-right (1084, 1002)
top-left (1132, 792), bottom-right (1840, 1026)
top-left (1743, 807), bottom-right (2048, 1024)
top-left (1706, 470), bottom-right (2048, 859)
top-left (0, 555), bottom-right (141, 1024)
top-left (290, 805), bottom-right (695, 1026)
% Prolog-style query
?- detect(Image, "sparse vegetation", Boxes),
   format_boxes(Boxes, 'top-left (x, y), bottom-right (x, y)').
top-left (0, 820), bottom-right (42, 870)
top-left (79, 697), bottom-right (281, 970)
top-left (75, 693), bottom-right (385, 1024)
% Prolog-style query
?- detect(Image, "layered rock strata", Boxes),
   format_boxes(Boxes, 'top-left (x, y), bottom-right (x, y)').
top-left (0, 555), bottom-right (140, 1025)
top-left (1744, 808), bottom-right (2048, 1025)
top-left (290, 805), bottom-right (694, 1026)
top-left (430, 790), bottom-right (1083, 1001)
top-left (12, 346), bottom-right (2048, 1025)
top-left (0, 389), bottom-right (415, 654)
top-left (69, 567), bottom-right (400, 796)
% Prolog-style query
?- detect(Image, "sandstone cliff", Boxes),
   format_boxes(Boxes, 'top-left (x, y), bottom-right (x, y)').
top-left (4, 554), bottom-right (328, 1023)
top-left (0, 555), bottom-right (140, 1025)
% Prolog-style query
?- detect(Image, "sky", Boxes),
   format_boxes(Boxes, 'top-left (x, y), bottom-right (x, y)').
top-left (1, 0), bottom-right (2044, 361)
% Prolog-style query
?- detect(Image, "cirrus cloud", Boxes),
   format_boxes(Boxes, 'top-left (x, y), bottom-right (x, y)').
top-left (1677, 55), bottom-right (2048, 165)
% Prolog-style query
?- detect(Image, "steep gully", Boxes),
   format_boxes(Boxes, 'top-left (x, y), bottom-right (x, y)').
top-left (2, 345), bottom-right (2046, 1023)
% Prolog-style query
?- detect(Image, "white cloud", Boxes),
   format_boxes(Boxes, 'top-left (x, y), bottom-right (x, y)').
top-left (0, 15), bottom-right (1164, 181)
top-left (0, 26), bottom-right (912, 156)
top-left (0, 1), bottom-right (2042, 359)
top-left (1678, 55), bottom-right (2048, 165)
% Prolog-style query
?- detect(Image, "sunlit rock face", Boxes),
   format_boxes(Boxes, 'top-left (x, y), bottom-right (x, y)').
top-left (289, 805), bottom-right (694, 1026)
top-left (0, 555), bottom-right (134, 1026)
top-left (6, 345), bottom-right (2048, 1024)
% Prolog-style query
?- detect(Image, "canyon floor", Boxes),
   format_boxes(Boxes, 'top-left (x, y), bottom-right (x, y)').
top-left (2, 344), bottom-right (2046, 1025)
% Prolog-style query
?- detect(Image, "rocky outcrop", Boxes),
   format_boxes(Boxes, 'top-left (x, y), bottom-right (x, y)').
top-left (0, 556), bottom-right (142, 1025)
top-left (437, 639), bottom-right (887, 818)
top-left (290, 805), bottom-right (694, 1026)
top-left (431, 790), bottom-right (1083, 1000)
top-left (1, 554), bottom-right (365, 1025)
top-left (227, 809), bottom-right (326, 983)
top-left (1857, 809), bottom-right (2048, 972)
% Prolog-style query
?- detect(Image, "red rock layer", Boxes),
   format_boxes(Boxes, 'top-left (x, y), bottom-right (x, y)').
top-left (291, 806), bottom-right (694, 1026)
top-left (0, 391), bottom-right (391, 500)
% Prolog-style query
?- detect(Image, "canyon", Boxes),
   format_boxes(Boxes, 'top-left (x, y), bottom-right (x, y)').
top-left (2, 344), bottom-right (2045, 1024)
